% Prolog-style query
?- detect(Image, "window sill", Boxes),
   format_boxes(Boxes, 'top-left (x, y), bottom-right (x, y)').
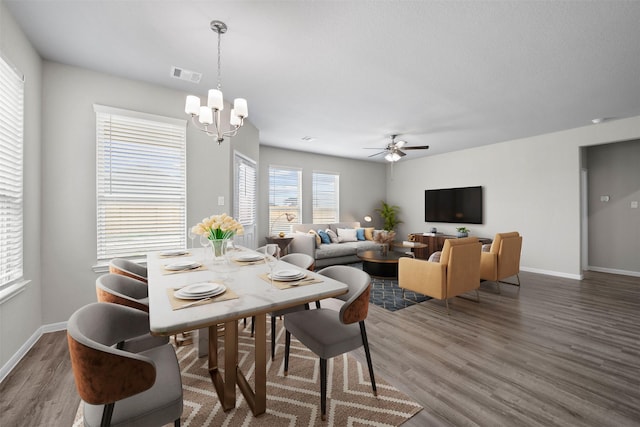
top-left (0, 280), bottom-right (32, 305)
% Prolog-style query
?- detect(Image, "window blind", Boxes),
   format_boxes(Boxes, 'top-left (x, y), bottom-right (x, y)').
top-left (233, 152), bottom-right (257, 227)
top-left (268, 166), bottom-right (301, 235)
top-left (95, 105), bottom-right (186, 261)
top-left (313, 172), bottom-right (339, 223)
top-left (0, 56), bottom-right (24, 289)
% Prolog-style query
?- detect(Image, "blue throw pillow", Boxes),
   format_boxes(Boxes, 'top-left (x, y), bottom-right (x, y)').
top-left (317, 229), bottom-right (331, 244)
top-left (356, 228), bottom-right (365, 241)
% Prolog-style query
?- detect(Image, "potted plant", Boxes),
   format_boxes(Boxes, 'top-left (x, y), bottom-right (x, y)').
top-left (375, 200), bottom-right (402, 231)
top-left (456, 226), bottom-right (469, 237)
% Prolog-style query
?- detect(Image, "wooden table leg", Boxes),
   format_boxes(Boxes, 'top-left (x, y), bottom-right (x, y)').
top-left (206, 316), bottom-right (266, 416)
top-left (208, 322), bottom-right (238, 411)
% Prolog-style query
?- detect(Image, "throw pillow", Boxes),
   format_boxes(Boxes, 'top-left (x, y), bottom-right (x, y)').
top-left (317, 229), bottom-right (331, 244)
top-left (337, 228), bottom-right (358, 242)
top-left (364, 227), bottom-right (375, 240)
top-left (428, 251), bottom-right (442, 263)
top-left (308, 229), bottom-right (321, 247)
top-left (356, 228), bottom-right (365, 241)
top-left (326, 228), bottom-right (339, 243)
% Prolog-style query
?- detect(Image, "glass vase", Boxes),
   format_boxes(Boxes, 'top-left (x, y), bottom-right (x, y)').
top-left (209, 238), bottom-right (229, 264)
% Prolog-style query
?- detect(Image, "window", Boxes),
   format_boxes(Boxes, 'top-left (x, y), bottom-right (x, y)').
top-left (268, 166), bottom-right (301, 235)
top-left (95, 105), bottom-right (186, 262)
top-left (0, 55), bottom-right (24, 290)
top-left (312, 172), bottom-right (339, 223)
top-left (233, 152), bottom-right (257, 227)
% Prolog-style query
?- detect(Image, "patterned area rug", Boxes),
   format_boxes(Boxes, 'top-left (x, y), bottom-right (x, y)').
top-left (369, 276), bottom-right (430, 312)
top-left (73, 320), bottom-right (422, 426)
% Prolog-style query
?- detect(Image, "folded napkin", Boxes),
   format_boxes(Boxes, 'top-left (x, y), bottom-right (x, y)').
top-left (166, 286), bottom-right (239, 310)
top-left (258, 273), bottom-right (323, 290)
top-left (159, 251), bottom-right (192, 258)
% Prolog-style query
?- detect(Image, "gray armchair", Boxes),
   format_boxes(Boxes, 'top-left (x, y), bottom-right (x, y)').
top-left (67, 302), bottom-right (183, 427)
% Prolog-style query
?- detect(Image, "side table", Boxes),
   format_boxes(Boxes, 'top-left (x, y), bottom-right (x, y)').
top-left (265, 236), bottom-right (294, 256)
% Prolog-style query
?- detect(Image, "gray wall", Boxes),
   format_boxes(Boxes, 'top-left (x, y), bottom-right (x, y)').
top-left (388, 116), bottom-right (640, 278)
top-left (586, 140), bottom-right (640, 274)
top-left (0, 1), bottom-right (43, 369)
top-left (258, 146), bottom-right (387, 243)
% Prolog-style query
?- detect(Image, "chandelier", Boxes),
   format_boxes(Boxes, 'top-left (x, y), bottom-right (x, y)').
top-left (184, 20), bottom-right (248, 144)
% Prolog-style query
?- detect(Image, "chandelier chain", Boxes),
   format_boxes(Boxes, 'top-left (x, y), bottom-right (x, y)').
top-left (216, 28), bottom-right (222, 90)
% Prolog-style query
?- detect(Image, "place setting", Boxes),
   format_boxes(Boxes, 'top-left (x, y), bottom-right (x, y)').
top-left (167, 281), bottom-right (238, 310)
top-left (161, 259), bottom-right (207, 275)
top-left (231, 252), bottom-right (265, 266)
top-left (158, 249), bottom-right (192, 258)
top-left (259, 268), bottom-right (322, 290)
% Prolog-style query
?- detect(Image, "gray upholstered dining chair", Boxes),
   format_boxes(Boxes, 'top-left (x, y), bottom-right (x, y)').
top-left (283, 265), bottom-right (376, 420)
top-left (96, 273), bottom-right (149, 312)
top-left (267, 252), bottom-right (315, 359)
top-left (96, 273), bottom-right (168, 352)
top-left (67, 302), bottom-right (183, 427)
top-left (109, 258), bottom-right (148, 284)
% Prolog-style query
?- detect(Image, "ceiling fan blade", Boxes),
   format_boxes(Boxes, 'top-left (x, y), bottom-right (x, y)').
top-left (397, 150), bottom-right (407, 157)
top-left (402, 145), bottom-right (430, 150)
top-left (368, 151), bottom-right (386, 158)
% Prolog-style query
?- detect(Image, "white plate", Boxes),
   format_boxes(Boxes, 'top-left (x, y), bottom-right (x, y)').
top-left (175, 284), bottom-right (226, 300)
top-left (234, 253), bottom-right (263, 262)
top-left (164, 260), bottom-right (201, 271)
top-left (273, 269), bottom-right (303, 278)
top-left (160, 249), bottom-right (189, 257)
top-left (180, 282), bottom-right (219, 295)
top-left (270, 272), bottom-right (306, 282)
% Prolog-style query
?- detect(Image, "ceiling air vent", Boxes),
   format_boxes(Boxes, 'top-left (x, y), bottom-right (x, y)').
top-left (170, 66), bottom-right (202, 84)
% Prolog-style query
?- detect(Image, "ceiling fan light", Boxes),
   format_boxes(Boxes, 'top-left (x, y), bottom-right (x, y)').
top-left (384, 153), bottom-right (394, 162)
top-left (396, 140), bottom-right (407, 148)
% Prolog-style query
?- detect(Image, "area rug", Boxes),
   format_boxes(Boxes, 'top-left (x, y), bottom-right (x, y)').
top-left (369, 276), bottom-right (430, 312)
top-left (73, 320), bottom-right (422, 426)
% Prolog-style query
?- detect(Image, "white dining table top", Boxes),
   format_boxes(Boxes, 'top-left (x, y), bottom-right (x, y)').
top-left (147, 247), bottom-right (348, 335)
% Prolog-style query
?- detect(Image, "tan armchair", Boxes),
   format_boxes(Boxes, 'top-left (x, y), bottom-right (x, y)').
top-left (399, 237), bottom-right (482, 313)
top-left (480, 231), bottom-right (523, 293)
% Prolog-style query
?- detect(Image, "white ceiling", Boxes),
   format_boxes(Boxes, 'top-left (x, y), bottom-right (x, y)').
top-left (5, 1), bottom-right (640, 162)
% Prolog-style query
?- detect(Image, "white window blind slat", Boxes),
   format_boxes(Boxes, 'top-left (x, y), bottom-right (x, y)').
top-left (95, 106), bottom-right (186, 261)
top-left (313, 172), bottom-right (339, 224)
top-left (269, 166), bottom-right (301, 235)
top-left (0, 55), bottom-right (24, 289)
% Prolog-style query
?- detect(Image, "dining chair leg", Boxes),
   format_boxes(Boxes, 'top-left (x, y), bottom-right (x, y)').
top-left (359, 321), bottom-right (377, 396)
top-left (251, 316), bottom-right (255, 337)
top-left (315, 301), bottom-right (321, 309)
top-left (100, 403), bottom-right (114, 427)
top-left (174, 419), bottom-right (181, 427)
top-left (271, 315), bottom-right (276, 360)
top-left (284, 330), bottom-right (291, 375)
top-left (320, 358), bottom-right (327, 421)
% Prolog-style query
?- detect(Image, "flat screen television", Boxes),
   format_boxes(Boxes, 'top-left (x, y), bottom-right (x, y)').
top-left (424, 186), bottom-right (483, 224)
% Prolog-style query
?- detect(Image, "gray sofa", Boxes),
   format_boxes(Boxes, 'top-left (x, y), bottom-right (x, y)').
top-left (288, 222), bottom-right (383, 268)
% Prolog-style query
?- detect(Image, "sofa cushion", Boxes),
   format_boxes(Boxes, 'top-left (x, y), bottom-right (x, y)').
top-left (317, 229), bottom-right (331, 244)
top-left (308, 230), bottom-right (321, 246)
top-left (356, 228), bottom-right (365, 241)
top-left (326, 229), bottom-right (339, 243)
top-left (316, 243), bottom-right (358, 260)
top-left (364, 227), bottom-right (375, 240)
top-left (337, 228), bottom-right (358, 242)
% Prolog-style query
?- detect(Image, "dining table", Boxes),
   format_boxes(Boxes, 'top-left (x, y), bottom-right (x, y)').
top-left (146, 246), bottom-right (349, 416)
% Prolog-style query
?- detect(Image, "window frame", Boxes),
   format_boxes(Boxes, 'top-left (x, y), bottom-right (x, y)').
top-left (268, 165), bottom-right (302, 235)
top-left (0, 54), bottom-right (25, 294)
top-left (312, 171), bottom-right (340, 224)
top-left (94, 104), bottom-right (187, 264)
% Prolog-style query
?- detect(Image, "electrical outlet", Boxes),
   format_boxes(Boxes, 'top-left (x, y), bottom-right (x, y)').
top-left (631, 201), bottom-right (638, 209)
top-left (218, 196), bottom-right (224, 206)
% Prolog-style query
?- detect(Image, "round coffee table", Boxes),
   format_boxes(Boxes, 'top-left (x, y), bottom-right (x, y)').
top-left (357, 249), bottom-right (410, 278)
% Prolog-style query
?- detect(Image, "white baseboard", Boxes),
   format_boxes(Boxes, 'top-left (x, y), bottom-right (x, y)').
top-left (0, 321), bottom-right (67, 383)
top-left (520, 266), bottom-right (583, 280)
top-left (587, 266), bottom-right (640, 278)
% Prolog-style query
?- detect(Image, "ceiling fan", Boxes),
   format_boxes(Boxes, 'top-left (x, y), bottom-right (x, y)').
top-left (365, 135), bottom-right (429, 162)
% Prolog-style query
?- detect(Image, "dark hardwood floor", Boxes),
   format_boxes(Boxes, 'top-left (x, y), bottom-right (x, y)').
top-left (1, 271), bottom-right (639, 426)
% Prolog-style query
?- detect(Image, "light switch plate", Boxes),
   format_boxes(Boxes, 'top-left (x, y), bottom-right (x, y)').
top-left (632, 201), bottom-right (638, 209)
top-left (218, 196), bottom-right (224, 206)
